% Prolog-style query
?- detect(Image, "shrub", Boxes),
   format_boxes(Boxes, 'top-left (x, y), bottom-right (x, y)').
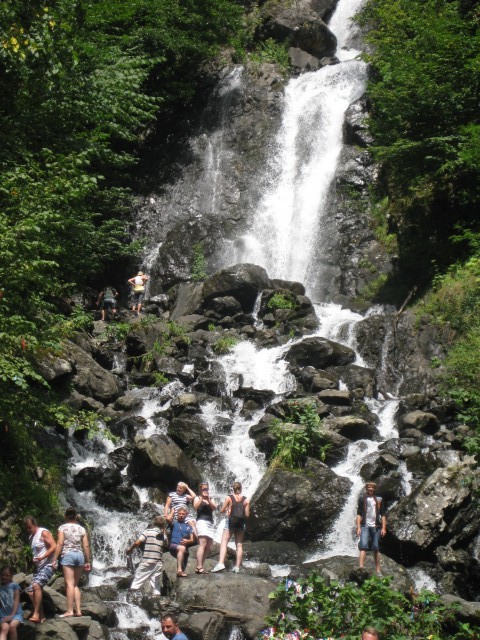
top-left (267, 293), bottom-right (296, 311)
top-left (212, 335), bottom-right (239, 354)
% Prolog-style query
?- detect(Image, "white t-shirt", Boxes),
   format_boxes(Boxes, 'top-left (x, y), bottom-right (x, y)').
top-left (365, 496), bottom-right (377, 527)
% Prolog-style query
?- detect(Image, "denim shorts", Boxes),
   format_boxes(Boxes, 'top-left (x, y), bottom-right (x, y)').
top-left (359, 526), bottom-right (380, 551)
top-left (62, 550), bottom-right (85, 567)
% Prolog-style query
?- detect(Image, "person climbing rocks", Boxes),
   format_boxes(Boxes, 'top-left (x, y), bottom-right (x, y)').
top-left (356, 481), bottom-right (387, 576)
top-left (126, 516), bottom-right (168, 596)
top-left (161, 613), bottom-right (189, 640)
top-left (211, 481), bottom-right (250, 574)
top-left (96, 286), bottom-right (118, 321)
top-left (24, 516), bottom-right (56, 623)
top-left (166, 507), bottom-right (194, 578)
top-left (127, 271), bottom-right (149, 316)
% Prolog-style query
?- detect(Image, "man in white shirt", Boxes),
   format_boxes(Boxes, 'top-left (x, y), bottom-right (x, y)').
top-left (356, 481), bottom-right (387, 576)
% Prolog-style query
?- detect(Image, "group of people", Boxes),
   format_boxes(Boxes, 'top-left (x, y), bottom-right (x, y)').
top-left (96, 270), bottom-right (149, 320)
top-left (0, 508), bottom-right (91, 638)
top-left (126, 480), bottom-right (250, 593)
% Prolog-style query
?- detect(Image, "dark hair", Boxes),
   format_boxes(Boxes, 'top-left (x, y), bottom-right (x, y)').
top-left (65, 507), bottom-right (77, 520)
top-left (162, 613), bottom-right (178, 624)
top-left (0, 566), bottom-right (13, 577)
top-left (24, 515), bottom-right (38, 527)
top-left (232, 481), bottom-right (242, 493)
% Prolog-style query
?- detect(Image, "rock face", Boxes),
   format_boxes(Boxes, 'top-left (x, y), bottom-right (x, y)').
top-left (383, 461), bottom-right (480, 566)
top-left (285, 337), bottom-right (356, 369)
top-left (248, 459), bottom-right (352, 542)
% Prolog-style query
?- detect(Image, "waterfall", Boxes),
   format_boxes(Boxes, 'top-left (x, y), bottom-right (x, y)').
top-left (231, 31), bottom-right (367, 298)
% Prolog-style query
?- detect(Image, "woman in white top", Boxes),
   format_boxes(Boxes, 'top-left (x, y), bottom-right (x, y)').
top-left (52, 507), bottom-right (91, 617)
top-left (127, 271), bottom-right (149, 315)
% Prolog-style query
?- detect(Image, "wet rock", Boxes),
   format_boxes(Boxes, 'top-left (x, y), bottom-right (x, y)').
top-left (113, 394), bottom-right (143, 412)
top-left (243, 541), bottom-right (306, 565)
top-left (73, 467), bottom-right (103, 492)
top-left (344, 97), bottom-right (374, 148)
top-left (323, 415), bottom-right (378, 441)
top-left (174, 314), bottom-right (211, 332)
top-left (285, 337), bottom-right (355, 369)
top-left (299, 554), bottom-right (414, 593)
top-left (332, 364), bottom-right (377, 398)
top-left (383, 461), bottom-right (479, 564)
top-left (205, 296), bottom-right (243, 316)
top-left (248, 458), bottom-right (351, 542)
top-left (173, 572), bottom-right (276, 639)
top-left (95, 484), bottom-right (141, 513)
top-left (260, 3), bottom-right (337, 59)
top-left (168, 415), bottom-right (215, 461)
top-left (317, 389), bottom-right (352, 406)
top-left (440, 594), bottom-right (480, 625)
top-left (64, 391), bottom-right (105, 412)
top-left (129, 433), bottom-right (201, 488)
top-left (360, 453), bottom-right (399, 480)
top-left (201, 264), bottom-right (271, 313)
top-left (182, 611), bottom-right (226, 640)
top-left (170, 282), bottom-right (204, 320)
top-left (399, 410), bottom-right (440, 435)
top-left (194, 363), bottom-right (227, 397)
top-left (300, 367), bottom-right (338, 392)
top-left (66, 341), bottom-right (120, 403)
top-left (109, 415), bottom-right (146, 440)
top-left (271, 279), bottom-right (305, 296)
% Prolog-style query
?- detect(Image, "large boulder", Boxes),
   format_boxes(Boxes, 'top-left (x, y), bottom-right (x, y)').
top-left (167, 415), bottom-right (215, 461)
top-left (173, 572), bottom-right (276, 639)
top-left (200, 264), bottom-right (271, 313)
top-left (247, 459), bottom-right (351, 542)
top-left (382, 461), bottom-right (480, 564)
top-left (259, 4), bottom-right (337, 60)
top-left (67, 342), bottom-right (120, 403)
top-left (128, 434), bottom-right (201, 488)
top-left (285, 337), bottom-right (355, 369)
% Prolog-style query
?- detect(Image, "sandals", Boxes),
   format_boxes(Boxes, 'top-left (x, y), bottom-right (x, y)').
top-left (195, 568), bottom-right (209, 574)
top-left (177, 571), bottom-right (188, 578)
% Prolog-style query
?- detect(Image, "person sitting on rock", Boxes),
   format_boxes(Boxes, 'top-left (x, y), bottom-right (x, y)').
top-left (211, 481), bottom-right (250, 574)
top-left (0, 565), bottom-right (24, 640)
top-left (164, 482), bottom-right (198, 538)
top-left (126, 515), bottom-right (168, 596)
top-left (356, 481), bottom-right (387, 576)
top-left (166, 507), bottom-right (194, 578)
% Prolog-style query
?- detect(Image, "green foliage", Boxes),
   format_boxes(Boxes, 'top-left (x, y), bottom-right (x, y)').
top-left (415, 252), bottom-right (480, 458)
top-left (191, 243), bottom-right (208, 282)
top-left (270, 401), bottom-right (331, 469)
top-left (265, 573), bottom-right (479, 640)
top-left (249, 38), bottom-right (290, 71)
top-left (152, 371), bottom-right (169, 386)
top-left (267, 293), bottom-right (296, 311)
top-left (212, 335), bottom-right (239, 354)
top-left (102, 322), bottom-right (132, 344)
top-left (358, 0), bottom-right (480, 282)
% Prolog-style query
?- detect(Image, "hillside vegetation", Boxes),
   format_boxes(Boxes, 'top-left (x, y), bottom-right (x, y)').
top-left (359, 0), bottom-right (480, 458)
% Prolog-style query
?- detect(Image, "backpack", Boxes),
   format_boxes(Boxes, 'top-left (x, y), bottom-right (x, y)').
top-left (229, 495), bottom-right (246, 528)
top-left (104, 287), bottom-right (116, 302)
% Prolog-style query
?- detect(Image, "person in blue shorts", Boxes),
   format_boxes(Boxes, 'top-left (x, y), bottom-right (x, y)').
top-left (356, 481), bottom-right (387, 576)
top-left (166, 507), bottom-right (194, 578)
top-left (0, 566), bottom-right (24, 640)
top-left (211, 481), bottom-right (250, 574)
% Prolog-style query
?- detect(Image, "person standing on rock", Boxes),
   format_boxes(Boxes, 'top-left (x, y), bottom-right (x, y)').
top-left (193, 482), bottom-right (217, 574)
top-left (126, 515), bottom-right (169, 596)
top-left (166, 507), bottom-right (195, 578)
top-left (211, 481), bottom-right (250, 574)
top-left (356, 481), bottom-right (387, 576)
top-left (52, 507), bottom-right (91, 617)
top-left (161, 613), bottom-right (189, 640)
top-left (127, 270), bottom-right (149, 316)
top-left (24, 516), bottom-right (56, 623)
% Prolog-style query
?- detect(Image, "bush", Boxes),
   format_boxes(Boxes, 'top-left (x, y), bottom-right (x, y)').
top-left (267, 293), bottom-right (297, 311)
top-left (264, 573), bottom-right (480, 640)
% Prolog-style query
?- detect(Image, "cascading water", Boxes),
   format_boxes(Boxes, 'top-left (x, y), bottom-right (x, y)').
top-left (64, 0), bottom-right (425, 636)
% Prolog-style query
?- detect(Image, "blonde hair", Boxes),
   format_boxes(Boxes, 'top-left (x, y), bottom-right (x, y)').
top-left (177, 482), bottom-right (188, 493)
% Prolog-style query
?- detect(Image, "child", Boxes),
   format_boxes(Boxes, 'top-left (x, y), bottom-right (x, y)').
top-left (0, 566), bottom-right (24, 640)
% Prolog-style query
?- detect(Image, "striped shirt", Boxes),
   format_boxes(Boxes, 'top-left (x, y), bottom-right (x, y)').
top-left (168, 492), bottom-right (192, 516)
top-left (139, 527), bottom-right (167, 561)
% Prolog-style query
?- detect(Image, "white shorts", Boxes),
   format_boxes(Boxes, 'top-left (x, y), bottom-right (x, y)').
top-left (196, 519), bottom-right (214, 538)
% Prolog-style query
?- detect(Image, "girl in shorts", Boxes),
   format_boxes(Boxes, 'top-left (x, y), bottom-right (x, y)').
top-left (52, 507), bottom-right (91, 617)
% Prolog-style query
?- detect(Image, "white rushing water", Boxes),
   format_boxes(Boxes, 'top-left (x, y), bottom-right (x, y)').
top-left (65, 0), bottom-right (427, 635)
